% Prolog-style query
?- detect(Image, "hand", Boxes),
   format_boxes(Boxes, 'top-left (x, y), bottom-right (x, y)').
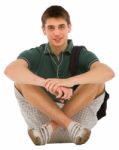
top-left (56, 87), bottom-right (73, 103)
top-left (44, 83), bottom-right (73, 102)
top-left (45, 78), bottom-right (75, 92)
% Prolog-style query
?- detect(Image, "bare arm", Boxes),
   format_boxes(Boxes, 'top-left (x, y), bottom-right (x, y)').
top-left (72, 61), bottom-right (115, 85)
top-left (4, 59), bottom-right (45, 87)
top-left (45, 61), bottom-right (115, 90)
top-left (4, 59), bottom-right (73, 100)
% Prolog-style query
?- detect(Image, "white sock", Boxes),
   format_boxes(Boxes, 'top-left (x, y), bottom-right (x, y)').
top-left (67, 121), bottom-right (91, 144)
top-left (46, 124), bottom-right (53, 136)
top-left (67, 121), bottom-right (81, 133)
top-left (33, 124), bottom-right (53, 144)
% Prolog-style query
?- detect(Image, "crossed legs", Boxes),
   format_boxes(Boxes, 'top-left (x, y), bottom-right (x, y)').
top-left (15, 83), bottom-right (72, 128)
top-left (15, 83), bottom-right (104, 144)
top-left (50, 84), bottom-right (105, 129)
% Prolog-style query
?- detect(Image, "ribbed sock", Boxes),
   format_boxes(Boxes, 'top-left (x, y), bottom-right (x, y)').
top-left (67, 121), bottom-right (79, 132)
top-left (67, 121), bottom-right (91, 144)
top-left (33, 124), bottom-right (53, 144)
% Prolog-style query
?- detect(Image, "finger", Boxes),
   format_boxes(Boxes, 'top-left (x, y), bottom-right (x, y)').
top-left (45, 79), bottom-right (61, 93)
top-left (60, 99), bottom-right (64, 103)
top-left (68, 89), bottom-right (73, 98)
top-left (45, 81), bottom-right (56, 92)
top-left (52, 84), bottom-right (60, 93)
top-left (61, 88), bottom-right (73, 100)
top-left (44, 79), bottom-right (51, 87)
top-left (61, 91), bottom-right (68, 99)
top-left (60, 88), bottom-right (68, 99)
top-left (56, 88), bottom-right (63, 98)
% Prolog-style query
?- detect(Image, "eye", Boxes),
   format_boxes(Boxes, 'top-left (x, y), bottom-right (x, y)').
top-left (47, 26), bottom-right (55, 31)
top-left (58, 24), bottom-right (66, 30)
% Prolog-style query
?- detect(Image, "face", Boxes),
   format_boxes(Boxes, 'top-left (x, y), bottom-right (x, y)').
top-left (42, 18), bottom-right (71, 50)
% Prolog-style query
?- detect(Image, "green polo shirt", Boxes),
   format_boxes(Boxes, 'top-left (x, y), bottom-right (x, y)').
top-left (17, 39), bottom-right (99, 102)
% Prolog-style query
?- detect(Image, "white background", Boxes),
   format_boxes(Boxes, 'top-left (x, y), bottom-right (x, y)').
top-left (0, 0), bottom-right (119, 149)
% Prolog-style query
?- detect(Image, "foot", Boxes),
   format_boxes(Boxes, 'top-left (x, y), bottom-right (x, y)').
top-left (28, 124), bottom-right (53, 145)
top-left (68, 122), bottom-right (91, 145)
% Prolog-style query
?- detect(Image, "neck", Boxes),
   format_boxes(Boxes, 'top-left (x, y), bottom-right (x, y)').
top-left (49, 43), bottom-right (67, 57)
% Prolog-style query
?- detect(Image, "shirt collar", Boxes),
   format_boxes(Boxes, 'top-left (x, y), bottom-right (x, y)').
top-left (44, 39), bottom-right (73, 55)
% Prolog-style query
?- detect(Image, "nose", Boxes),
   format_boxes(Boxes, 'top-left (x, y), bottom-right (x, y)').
top-left (53, 28), bottom-right (60, 36)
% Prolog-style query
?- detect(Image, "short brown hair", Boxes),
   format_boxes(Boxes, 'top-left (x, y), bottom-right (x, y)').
top-left (41, 5), bottom-right (71, 27)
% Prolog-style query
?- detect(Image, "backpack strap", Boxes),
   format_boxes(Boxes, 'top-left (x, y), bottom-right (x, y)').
top-left (69, 46), bottom-right (85, 90)
top-left (69, 46), bottom-right (86, 76)
top-left (69, 46), bottom-right (110, 120)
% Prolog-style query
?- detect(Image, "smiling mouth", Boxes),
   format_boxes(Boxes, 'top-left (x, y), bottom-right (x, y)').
top-left (53, 38), bottom-right (62, 42)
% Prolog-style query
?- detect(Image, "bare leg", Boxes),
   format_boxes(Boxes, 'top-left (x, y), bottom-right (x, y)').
top-left (16, 83), bottom-right (104, 129)
top-left (15, 83), bottom-right (72, 128)
top-left (62, 83), bottom-right (105, 116)
top-left (50, 83), bottom-right (105, 129)
top-left (15, 83), bottom-right (104, 144)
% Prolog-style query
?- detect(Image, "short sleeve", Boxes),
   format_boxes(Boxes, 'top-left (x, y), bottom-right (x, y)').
top-left (78, 47), bottom-right (99, 72)
top-left (17, 47), bottom-right (41, 73)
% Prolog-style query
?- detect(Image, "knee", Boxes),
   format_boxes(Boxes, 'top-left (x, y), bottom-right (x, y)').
top-left (86, 83), bottom-right (105, 97)
top-left (15, 83), bottom-right (30, 93)
top-left (96, 83), bottom-right (105, 96)
top-left (88, 83), bottom-right (105, 94)
top-left (15, 83), bottom-right (22, 93)
top-left (15, 83), bottom-right (40, 96)
top-left (75, 83), bottom-right (105, 96)
top-left (84, 83), bottom-right (105, 98)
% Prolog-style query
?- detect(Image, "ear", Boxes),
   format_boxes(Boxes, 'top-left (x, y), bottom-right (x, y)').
top-left (42, 26), bottom-right (46, 35)
top-left (68, 24), bottom-right (71, 33)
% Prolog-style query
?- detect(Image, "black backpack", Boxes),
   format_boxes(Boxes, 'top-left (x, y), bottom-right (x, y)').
top-left (69, 46), bottom-right (109, 120)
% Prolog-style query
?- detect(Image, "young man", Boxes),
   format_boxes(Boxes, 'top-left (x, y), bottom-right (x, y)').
top-left (4, 5), bottom-right (114, 145)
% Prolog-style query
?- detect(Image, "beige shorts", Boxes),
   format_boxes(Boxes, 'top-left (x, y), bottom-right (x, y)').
top-left (14, 87), bottom-right (105, 143)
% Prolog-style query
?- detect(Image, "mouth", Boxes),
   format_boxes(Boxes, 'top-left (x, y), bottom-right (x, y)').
top-left (53, 38), bottom-right (62, 43)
